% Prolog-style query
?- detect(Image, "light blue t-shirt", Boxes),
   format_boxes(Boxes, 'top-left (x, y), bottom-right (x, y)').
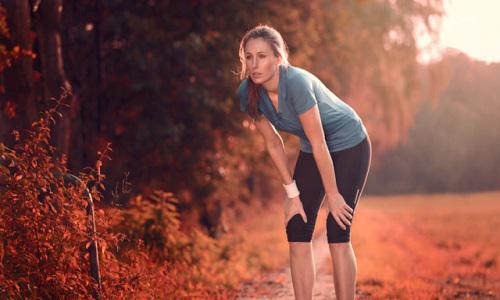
top-left (237, 64), bottom-right (368, 153)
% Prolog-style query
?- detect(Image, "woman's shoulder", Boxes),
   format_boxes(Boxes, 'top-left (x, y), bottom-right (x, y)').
top-left (284, 65), bottom-right (318, 94)
top-left (285, 65), bottom-right (318, 86)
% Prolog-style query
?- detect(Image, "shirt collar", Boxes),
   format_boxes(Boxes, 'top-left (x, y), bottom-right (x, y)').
top-left (258, 64), bottom-right (289, 117)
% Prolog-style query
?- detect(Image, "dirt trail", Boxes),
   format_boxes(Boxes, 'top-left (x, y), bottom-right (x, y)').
top-left (236, 194), bottom-right (500, 299)
top-left (236, 227), bottom-right (336, 300)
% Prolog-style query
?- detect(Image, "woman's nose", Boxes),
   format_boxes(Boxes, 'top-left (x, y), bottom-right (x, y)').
top-left (252, 58), bottom-right (258, 68)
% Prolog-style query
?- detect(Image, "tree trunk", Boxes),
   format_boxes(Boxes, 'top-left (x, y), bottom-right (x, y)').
top-left (35, 0), bottom-right (76, 159)
top-left (0, 0), bottom-right (36, 146)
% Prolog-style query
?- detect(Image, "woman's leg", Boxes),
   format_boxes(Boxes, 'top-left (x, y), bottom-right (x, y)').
top-left (286, 151), bottom-right (326, 300)
top-left (289, 242), bottom-right (315, 300)
top-left (327, 136), bottom-right (372, 300)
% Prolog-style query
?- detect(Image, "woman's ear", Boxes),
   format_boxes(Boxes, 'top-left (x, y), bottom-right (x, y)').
top-left (275, 57), bottom-right (282, 70)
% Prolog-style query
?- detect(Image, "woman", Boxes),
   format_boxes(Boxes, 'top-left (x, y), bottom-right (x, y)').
top-left (236, 25), bottom-right (371, 300)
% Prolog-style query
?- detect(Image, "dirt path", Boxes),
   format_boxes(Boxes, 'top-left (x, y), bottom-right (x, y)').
top-left (236, 193), bottom-right (500, 299)
top-left (236, 228), bottom-right (336, 300)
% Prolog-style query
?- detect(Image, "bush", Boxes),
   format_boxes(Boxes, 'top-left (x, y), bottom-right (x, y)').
top-left (0, 91), bottom-right (272, 299)
top-left (0, 94), bottom-right (131, 298)
top-left (1, 99), bottom-right (85, 297)
top-left (112, 190), bottom-right (245, 298)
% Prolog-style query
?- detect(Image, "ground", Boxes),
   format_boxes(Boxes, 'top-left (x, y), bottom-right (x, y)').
top-left (234, 191), bottom-right (500, 299)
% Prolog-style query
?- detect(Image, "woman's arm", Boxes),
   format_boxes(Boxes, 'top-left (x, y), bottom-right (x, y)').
top-left (252, 116), bottom-right (293, 185)
top-left (297, 104), bottom-right (353, 228)
top-left (297, 105), bottom-right (338, 196)
top-left (252, 115), bottom-right (308, 225)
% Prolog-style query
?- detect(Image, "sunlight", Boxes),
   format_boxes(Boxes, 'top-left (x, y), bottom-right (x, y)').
top-left (441, 0), bottom-right (500, 62)
top-left (420, 0), bottom-right (500, 63)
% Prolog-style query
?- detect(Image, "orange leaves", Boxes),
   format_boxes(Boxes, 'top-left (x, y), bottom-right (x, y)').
top-left (11, 45), bottom-right (20, 55)
top-left (107, 190), bottom-right (250, 298)
top-left (10, 44), bottom-right (36, 60)
top-left (69, 256), bottom-right (80, 269)
top-left (85, 240), bottom-right (93, 250)
top-left (0, 40), bottom-right (36, 74)
top-left (100, 240), bottom-right (109, 260)
top-left (0, 95), bottom-right (110, 298)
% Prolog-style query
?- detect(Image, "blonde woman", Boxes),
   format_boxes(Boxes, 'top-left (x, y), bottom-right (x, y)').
top-left (236, 25), bottom-right (372, 300)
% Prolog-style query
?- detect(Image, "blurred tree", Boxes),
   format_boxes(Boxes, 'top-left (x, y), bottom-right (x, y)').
top-left (307, 0), bottom-right (444, 155)
top-left (0, 0), bottom-right (36, 143)
top-left (0, 0), bottom-right (447, 234)
top-left (367, 51), bottom-right (500, 194)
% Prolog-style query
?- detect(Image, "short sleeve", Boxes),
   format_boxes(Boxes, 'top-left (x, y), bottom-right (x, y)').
top-left (289, 73), bottom-right (317, 115)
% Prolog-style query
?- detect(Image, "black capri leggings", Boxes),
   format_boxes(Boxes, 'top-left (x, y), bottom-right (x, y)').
top-left (286, 135), bottom-right (372, 244)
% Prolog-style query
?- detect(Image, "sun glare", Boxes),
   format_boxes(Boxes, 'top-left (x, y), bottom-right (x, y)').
top-left (418, 0), bottom-right (500, 64)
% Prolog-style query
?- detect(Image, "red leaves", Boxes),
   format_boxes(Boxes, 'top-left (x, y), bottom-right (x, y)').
top-left (30, 158), bottom-right (37, 168)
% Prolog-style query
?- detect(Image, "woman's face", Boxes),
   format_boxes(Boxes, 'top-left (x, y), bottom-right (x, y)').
top-left (244, 37), bottom-right (280, 85)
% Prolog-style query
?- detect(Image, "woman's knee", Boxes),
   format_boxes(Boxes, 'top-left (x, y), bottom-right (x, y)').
top-left (326, 213), bottom-right (351, 244)
top-left (286, 214), bottom-right (315, 242)
top-left (289, 241), bottom-right (312, 256)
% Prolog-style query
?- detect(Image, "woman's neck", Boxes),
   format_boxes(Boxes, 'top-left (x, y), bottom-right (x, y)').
top-left (262, 65), bottom-right (280, 95)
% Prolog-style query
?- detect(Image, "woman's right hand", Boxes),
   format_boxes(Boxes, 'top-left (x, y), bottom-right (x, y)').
top-left (284, 196), bottom-right (308, 227)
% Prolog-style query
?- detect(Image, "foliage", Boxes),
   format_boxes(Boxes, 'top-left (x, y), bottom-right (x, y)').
top-left (110, 190), bottom-right (264, 298)
top-left (0, 94), bottom-right (272, 298)
top-left (0, 4), bottom-right (36, 95)
top-left (0, 92), bottom-right (100, 297)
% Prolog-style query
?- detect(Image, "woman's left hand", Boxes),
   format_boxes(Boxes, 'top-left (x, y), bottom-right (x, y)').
top-left (326, 192), bottom-right (353, 230)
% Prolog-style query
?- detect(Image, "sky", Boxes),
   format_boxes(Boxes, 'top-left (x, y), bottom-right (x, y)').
top-left (419, 0), bottom-right (500, 63)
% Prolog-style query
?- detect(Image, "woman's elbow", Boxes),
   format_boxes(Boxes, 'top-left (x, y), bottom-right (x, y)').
top-left (266, 139), bottom-right (283, 150)
top-left (264, 134), bottom-right (283, 149)
top-left (310, 140), bottom-right (328, 153)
